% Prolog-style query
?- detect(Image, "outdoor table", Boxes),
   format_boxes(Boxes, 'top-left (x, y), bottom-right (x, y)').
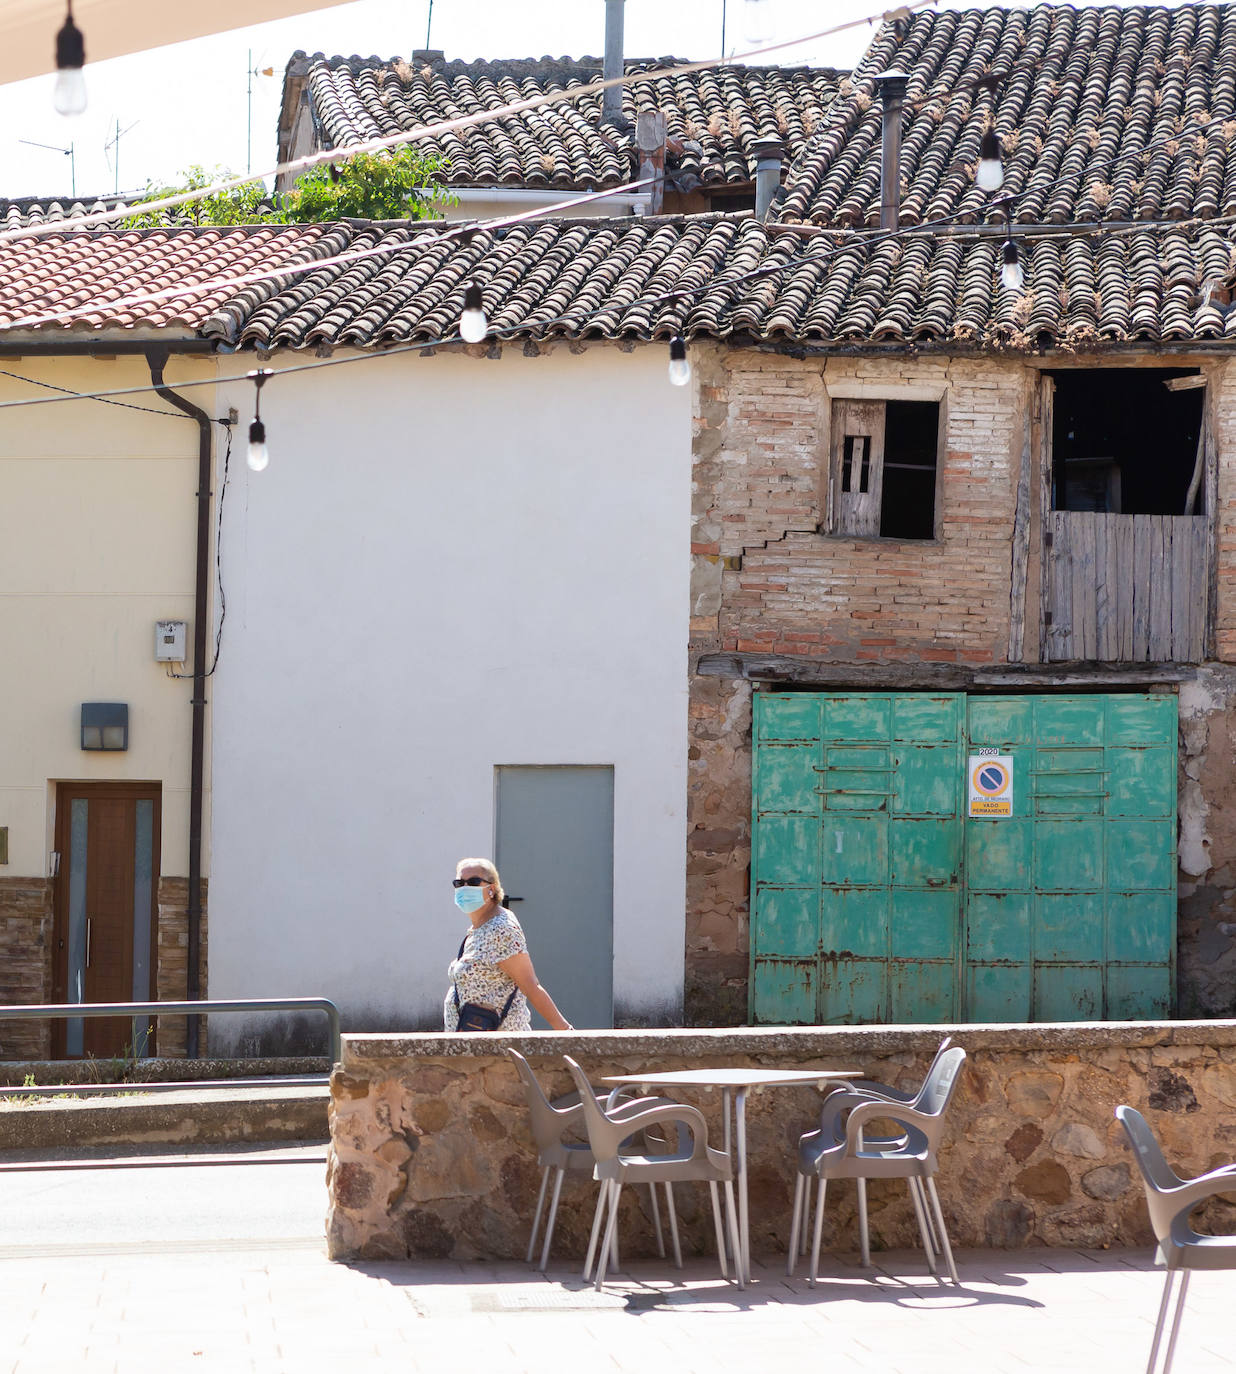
top-left (603, 1066), bottom-right (860, 1285)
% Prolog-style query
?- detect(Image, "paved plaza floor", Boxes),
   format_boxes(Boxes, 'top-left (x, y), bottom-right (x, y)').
top-left (7, 1240), bottom-right (1235, 1374)
top-left (2, 1147), bottom-right (1232, 1373)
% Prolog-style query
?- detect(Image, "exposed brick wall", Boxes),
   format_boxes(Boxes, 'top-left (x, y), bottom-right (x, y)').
top-left (154, 877), bottom-right (208, 1057)
top-left (1212, 358), bottom-right (1236, 662)
top-left (0, 879), bottom-right (54, 1059)
top-left (691, 346), bottom-right (1022, 663)
top-left (686, 346), bottom-right (1024, 1021)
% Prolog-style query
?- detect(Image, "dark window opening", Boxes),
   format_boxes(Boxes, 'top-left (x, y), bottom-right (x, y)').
top-left (1049, 368), bottom-right (1205, 515)
top-left (841, 434), bottom-right (871, 493)
top-left (879, 400), bottom-right (940, 540)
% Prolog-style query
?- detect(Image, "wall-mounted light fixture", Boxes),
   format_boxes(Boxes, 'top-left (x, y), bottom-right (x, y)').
top-left (81, 702), bottom-right (128, 751)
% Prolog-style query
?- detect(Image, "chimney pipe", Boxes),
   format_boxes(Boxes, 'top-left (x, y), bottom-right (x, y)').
top-left (753, 135), bottom-right (784, 220)
top-left (875, 69), bottom-right (908, 231)
top-left (603, 0), bottom-right (626, 127)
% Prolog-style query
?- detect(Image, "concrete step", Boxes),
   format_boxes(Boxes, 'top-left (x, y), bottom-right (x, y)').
top-left (0, 1083), bottom-right (328, 1151)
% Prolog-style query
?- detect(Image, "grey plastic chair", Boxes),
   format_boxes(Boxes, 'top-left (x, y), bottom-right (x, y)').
top-left (790, 1045), bottom-right (966, 1286)
top-left (790, 1036), bottom-right (955, 1270)
top-left (506, 1049), bottom-right (666, 1271)
top-left (563, 1055), bottom-right (743, 1291)
top-left (1117, 1104), bottom-right (1236, 1374)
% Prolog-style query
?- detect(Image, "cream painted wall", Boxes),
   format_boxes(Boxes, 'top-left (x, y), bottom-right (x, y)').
top-left (0, 355), bottom-right (215, 878)
top-left (209, 344), bottom-right (692, 1042)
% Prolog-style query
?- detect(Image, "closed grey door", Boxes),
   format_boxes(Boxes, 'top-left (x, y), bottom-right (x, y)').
top-left (495, 766), bottom-right (614, 1029)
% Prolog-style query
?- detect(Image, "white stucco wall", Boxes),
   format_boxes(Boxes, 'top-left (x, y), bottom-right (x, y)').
top-left (0, 354), bottom-right (214, 878)
top-left (209, 344), bottom-right (691, 1043)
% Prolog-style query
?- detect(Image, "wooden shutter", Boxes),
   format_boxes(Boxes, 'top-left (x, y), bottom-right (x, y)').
top-left (831, 400), bottom-right (886, 536)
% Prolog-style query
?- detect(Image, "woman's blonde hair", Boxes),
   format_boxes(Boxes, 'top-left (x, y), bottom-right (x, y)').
top-left (456, 857), bottom-right (505, 904)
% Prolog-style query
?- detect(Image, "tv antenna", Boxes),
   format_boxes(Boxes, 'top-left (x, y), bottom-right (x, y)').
top-left (19, 138), bottom-right (76, 198)
top-left (103, 119), bottom-right (139, 196)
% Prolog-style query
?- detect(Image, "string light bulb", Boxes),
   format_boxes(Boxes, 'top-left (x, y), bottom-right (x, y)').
top-left (668, 335), bottom-right (691, 387)
top-left (247, 371), bottom-right (269, 472)
top-left (976, 129), bottom-right (1004, 192)
top-left (460, 282), bottom-right (487, 343)
top-left (1001, 238), bottom-right (1024, 292)
top-left (54, 1), bottom-right (87, 117)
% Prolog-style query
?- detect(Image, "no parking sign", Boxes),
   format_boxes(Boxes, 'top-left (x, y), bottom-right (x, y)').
top-left (968, 751), bottom-right (1014, 818)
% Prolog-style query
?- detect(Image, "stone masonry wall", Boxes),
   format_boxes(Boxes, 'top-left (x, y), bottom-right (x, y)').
top-left (325, 1023), bottom-right (1236, 1263)
top-left (0, 878), bottom-right (54, 1059)
top-left (154, 877), bottom-right (208, 1058)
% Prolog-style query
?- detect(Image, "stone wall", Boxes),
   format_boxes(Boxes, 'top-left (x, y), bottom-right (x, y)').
top-left (0, 876), bottom-right (207, 1061)
top-left (0, 878), bottom-right (54, 1059)
top-left (325, 1022), bottom-right (1236, 1263)
top-left (154, 877), bottom-right (208, 1058)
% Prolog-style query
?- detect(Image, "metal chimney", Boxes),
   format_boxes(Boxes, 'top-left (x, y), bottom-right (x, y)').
top-left (603, 0), bottom-right (626, 127)
top-left (753, 136), bottom-right (784, 220)
top-left (875, 69), bottom-right (909, 230)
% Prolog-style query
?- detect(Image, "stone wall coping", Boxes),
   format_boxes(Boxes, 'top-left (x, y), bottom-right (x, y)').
top-left (340, 1019), bottom-right (1236, 1066)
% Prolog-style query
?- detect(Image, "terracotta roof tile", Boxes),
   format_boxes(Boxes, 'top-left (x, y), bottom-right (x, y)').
top-left (293, 52), bottom-right (845, 192)
top-left (2, 211), bottom-right (1233, 352)
top-left (0, 223), bottom-right (334, 332)
top-left (774, 3), bottom-right (1236, 228)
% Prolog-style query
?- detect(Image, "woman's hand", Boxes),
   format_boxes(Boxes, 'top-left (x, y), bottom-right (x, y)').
top-left (498, 951), bottom-right (573, 1031)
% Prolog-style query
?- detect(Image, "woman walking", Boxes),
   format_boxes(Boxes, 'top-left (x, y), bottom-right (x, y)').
top-left (444, 857), bottom-right (573, 1032)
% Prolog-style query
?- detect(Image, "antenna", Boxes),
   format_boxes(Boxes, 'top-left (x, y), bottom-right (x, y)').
top-left (426, 0), bottom-right (435, 51)
top-left (19, 138), bottom-right (76, 198)
top-left (246, 50), bottom-right (276, 175)
top-left (103, 119), bottom-right (139, 197)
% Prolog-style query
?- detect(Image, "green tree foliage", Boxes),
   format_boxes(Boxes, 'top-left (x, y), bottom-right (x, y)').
top-left (124, 146), bottom-right (453, 227)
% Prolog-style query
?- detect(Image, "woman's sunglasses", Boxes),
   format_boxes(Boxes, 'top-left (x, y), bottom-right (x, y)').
top-left (452, 876), bottom-right (488, 888)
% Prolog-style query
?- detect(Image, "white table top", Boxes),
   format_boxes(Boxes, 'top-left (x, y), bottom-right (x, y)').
top-left (602, 1067), bottom-right (860, 1089)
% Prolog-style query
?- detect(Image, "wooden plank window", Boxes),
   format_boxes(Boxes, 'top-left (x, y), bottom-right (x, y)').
top-left (831, 400), bottom-right (885, 536)
top-left (829, 398), bottom-right (941, 539)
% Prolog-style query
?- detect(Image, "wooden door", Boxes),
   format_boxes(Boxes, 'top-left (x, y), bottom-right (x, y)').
top-left (52, 783), bottom-right (161, 1059)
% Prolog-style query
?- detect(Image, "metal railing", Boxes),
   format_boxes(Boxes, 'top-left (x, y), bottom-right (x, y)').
top-left (0, 997), bottom-right (341, 1067)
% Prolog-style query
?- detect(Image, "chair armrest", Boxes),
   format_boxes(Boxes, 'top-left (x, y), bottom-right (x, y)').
top-left (603, 1099), bottom-right (711, 1157)
top-left (843, 1099), bottom-right (936, 1151)
top-left (818, 1088), bottom-right (915, 1140)
top-left (1166, 1169), bottom-right (1236, 1217)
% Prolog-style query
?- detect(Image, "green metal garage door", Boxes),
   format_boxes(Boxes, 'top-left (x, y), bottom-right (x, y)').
top-left (750, 692), bottom-right (1177, 1024)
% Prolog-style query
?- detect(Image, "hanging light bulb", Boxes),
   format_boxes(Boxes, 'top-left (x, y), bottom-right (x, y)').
top-left (976, 129), bottom-right (1004, 192)
top-left (247, 371), bottom-right (269, 472)
top-left (1001, 238), bottom-right (1024, 292)
top-left (668, 336), bottom-right (691, 387)
top-left (742, 0), bottom-right (776, 47)
top-left (53, 1), bottom-right (87, 117)
top-left (460, 282), bottom-right (488, 343)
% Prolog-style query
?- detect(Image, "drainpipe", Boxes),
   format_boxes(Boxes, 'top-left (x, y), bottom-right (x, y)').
top-left (753, 135), bottom-right (785, 220)
top-left (146, 345), bottom-right (211, 1059)
top-left (603, 0), bottom-right (627, 128)
top-left (875, 69), bottom-right (909, 231)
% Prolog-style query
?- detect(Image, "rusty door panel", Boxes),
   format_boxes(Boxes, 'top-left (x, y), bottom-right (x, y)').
top-left (752, 693), bottom-right (963, 1026)
top-left (751, 691), bottom-right (1176, 1025)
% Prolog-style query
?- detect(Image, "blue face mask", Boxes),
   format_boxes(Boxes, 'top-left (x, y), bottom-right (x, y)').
top-left (454, 886), bottom-right (488, 914)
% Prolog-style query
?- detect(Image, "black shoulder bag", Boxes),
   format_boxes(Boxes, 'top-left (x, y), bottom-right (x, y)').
top-left (451, 933), bottom-right (519, 1032)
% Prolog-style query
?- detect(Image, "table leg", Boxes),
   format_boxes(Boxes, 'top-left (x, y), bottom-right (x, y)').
top-left (735, 1086), bottom-right (750, 1285)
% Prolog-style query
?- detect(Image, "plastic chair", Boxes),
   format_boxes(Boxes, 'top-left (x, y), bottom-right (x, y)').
top-left (790, 1045), bottom-right (966, 1286)
top-left (563, 1055), bottom-right (743, 1291)
top-left (790, 1035), bottom-right (955, 1271)
top-left (1117, 1105), bottom-right (1236, 1374)
top-left (506, 1049), bottom-right (666, 1271)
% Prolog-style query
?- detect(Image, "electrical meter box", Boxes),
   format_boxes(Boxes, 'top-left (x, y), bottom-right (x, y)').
top-left (155, 620), bottom-right (187, 663)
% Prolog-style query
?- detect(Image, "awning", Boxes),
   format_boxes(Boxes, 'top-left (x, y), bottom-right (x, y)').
top-left (2, 1), bottom-right (345, 84)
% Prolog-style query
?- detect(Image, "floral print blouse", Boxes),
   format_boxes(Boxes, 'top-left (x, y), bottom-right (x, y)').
top-left (443, 908), bottom-right (532, 1031)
